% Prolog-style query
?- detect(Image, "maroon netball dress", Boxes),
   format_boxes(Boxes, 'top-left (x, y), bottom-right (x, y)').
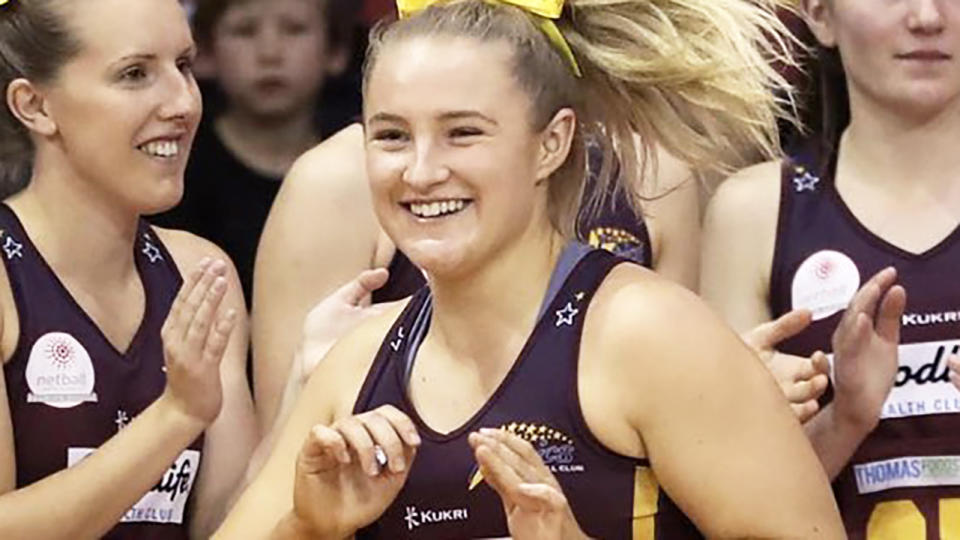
top-left (0, 204), bottom-right (202, 539)
top-left (354, 246), bottom-right (700, 539)
top-left (769, 149), bottom-right (960, 539)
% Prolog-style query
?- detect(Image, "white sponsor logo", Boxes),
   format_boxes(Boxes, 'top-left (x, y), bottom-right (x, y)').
top-left (68, 448), bottom-right (200, 524)
top-left (902, 311), bottom-right (960, 328)
top-left (829, 340), bottom-right (960, 419)
top-left (791, 250), bottom-right (860, 321)
top-left (854, 455), bottom-right (960, 494)
top-left (26, 332), bottom-right (97, 408)
top-left (403, 505), bottom-right (469, 531)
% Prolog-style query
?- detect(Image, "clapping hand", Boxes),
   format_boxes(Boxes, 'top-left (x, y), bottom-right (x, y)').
top-left (469, 429), bottom-right (591, 540)
top-left (289, 405), bottom-right (421, 538)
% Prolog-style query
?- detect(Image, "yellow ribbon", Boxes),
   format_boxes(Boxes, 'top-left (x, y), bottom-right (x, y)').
top-left (396, 0), bottom-right (582, 78)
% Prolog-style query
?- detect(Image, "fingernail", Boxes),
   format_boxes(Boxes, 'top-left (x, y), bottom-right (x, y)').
top-left (410, 432), bottom-right (422, 446)
top-left (479, 428), bottom-right (499, 436)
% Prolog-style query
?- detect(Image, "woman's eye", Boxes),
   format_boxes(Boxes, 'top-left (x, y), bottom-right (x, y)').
top-left (176, 58), bottom-right (194, 75)
top-left (120, 65), bottom-right (147, 82)
top-left (373, 130), bottom-right (408, 142)
top-left (450, 127), bottom-right (483, 138)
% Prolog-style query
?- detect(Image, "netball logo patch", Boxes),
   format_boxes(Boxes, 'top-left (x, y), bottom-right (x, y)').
top-left (791, 250), bottom-right (860, 321)
top-left (25, 332), bottom-right (97, 408)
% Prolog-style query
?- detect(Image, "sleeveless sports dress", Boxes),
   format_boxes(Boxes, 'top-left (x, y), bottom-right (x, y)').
top-left (0, 205), bottom-right (203, 539)
top-left (355, 246), bottom-right (700, 539)
top-left (770, 149), bottom-right (960, 539)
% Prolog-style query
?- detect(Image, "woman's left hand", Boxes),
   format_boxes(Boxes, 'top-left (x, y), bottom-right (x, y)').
top-left (468, 429), bottom-right (591, 540)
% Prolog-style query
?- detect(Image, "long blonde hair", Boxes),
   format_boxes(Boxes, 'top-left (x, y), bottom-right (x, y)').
top-left (363, 0), bottom-right (797, 236)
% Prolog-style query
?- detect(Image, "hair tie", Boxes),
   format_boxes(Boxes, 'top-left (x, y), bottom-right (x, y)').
top-left (396, 0), bottom-right (582, 78)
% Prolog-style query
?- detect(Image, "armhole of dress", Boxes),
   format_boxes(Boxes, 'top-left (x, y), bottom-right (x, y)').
top-left (143, 223), bottom-right (184, 285)
top-left (565, 253), bottom-right (649, 468)
top-left (0, 207), bottom-right (31, 365)
top-left (768, 159), bottom-right (795, 318)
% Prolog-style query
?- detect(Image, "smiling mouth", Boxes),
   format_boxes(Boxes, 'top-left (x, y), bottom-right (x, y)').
top-left (137, 139), bottom-right (182, 160)
top-left (403, 199), bottom-right (472, 219)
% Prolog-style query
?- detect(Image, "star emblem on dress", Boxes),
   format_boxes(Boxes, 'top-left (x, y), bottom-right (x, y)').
top-left (793, 171), bottom-right (820, 193)
top-left (2, 235), bottom-right (22, 260)
top-left (555, 302), bottom-right (579, 327)
top-left (141, 234), bottom-right (163, 264)
top-left (115, 409), bottom-right (130, 432)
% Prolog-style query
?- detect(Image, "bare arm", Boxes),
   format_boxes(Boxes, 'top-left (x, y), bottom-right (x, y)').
top-left (158, 229), bottom-right (259, 537)
top-left (699, 161), bottom-right (781, 333)
top-left (216, 303), bottom-right (404, 539)
top-left (0, 258), bottom-right (237, 539)
top-left (593, 267), bottom-right (844, 537)
top-left (251, 124), bottom-right (385, 432)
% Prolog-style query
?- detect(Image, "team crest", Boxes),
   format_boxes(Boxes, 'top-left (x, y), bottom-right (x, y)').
top-left (468, 422), bottom-right (585, 491)
top-left (586, 226), bottom-right (646, 264)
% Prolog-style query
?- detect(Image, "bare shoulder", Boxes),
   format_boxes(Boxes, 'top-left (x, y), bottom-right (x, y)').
top-left (704, 159), bottom-right (782, 230)
top-left (151, 226), bottom-right (233, 274)
top-left (588, 263), bottom-right (720, 348)
top-left (309, 298), bottom-right (411, 419)
top-left (280, 123), bottom-right (368, 204)
top-left (586, 263), bottom-right (751, 392)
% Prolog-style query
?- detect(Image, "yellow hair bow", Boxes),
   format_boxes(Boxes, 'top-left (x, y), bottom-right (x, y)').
top-left (396, 0), bottom-right (582, 78)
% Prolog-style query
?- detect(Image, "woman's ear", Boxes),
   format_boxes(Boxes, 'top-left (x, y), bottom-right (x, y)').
top-left (802, 0), bottom-right (839, 48)
top-left (6, 78), bottom-right (57, 137)
top-left (535, 107), bottom-right (576, 182)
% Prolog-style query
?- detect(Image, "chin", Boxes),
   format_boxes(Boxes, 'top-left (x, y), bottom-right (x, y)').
top-left (401, 239), bottom-right (475, 280)
top-left (138, 185), bottom-right (184, 217)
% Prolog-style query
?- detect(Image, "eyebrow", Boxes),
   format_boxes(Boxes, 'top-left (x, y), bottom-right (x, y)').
top-left (110, 45), bottom-right (197, 67)
top-left (367, 110), bottom-right (499, 126)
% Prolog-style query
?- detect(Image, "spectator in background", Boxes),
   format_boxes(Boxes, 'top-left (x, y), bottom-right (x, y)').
top-left (152, 0), bottom-right (353, 309)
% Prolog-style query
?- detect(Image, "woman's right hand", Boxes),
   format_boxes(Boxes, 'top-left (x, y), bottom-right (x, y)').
top-left (742, 310), bottom-right (830, 423)
top-left (160, 258), bottom-right (238, 426)
top-left (830, 267), bottom-right (905, 432)
top-left (289, 405), bottom-right (421, 539)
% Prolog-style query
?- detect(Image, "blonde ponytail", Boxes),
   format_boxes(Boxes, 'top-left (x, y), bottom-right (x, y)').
top-left (364, 0), bottom-right (798, 236)
top-left (563, 0), bottom-right (797, 216)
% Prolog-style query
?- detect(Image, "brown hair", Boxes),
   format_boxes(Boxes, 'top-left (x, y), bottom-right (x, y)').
top-left (192, 0), bottom-right (354, 50)
top-left (0, 0), bottom-right (81, 195)
top-left (363, 0), bottom-right (798, 237)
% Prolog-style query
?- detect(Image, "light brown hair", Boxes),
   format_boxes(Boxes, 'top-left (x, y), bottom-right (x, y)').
top-left (363, 0), bottom-right (797, 236)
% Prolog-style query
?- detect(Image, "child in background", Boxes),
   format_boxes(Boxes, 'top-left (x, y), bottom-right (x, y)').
top-left (152, 0), bottom-right (350, 309)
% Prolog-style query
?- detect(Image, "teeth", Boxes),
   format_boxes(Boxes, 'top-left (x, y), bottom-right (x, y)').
top-left (409, 199), bottom-right (467, 218)
top-left (138, 140), bottom-right (180, 158)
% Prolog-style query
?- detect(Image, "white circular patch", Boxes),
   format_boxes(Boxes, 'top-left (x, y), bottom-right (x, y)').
top-left (25, 332), bottom-right (97, 409)
top-left (791, 250), bottom-right (861, 321)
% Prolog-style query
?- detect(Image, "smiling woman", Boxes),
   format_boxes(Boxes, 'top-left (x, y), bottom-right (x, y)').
top-left (218, 1), bottom-right (845, 539)
top-left (0, 0), bottom-right (256, 537)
